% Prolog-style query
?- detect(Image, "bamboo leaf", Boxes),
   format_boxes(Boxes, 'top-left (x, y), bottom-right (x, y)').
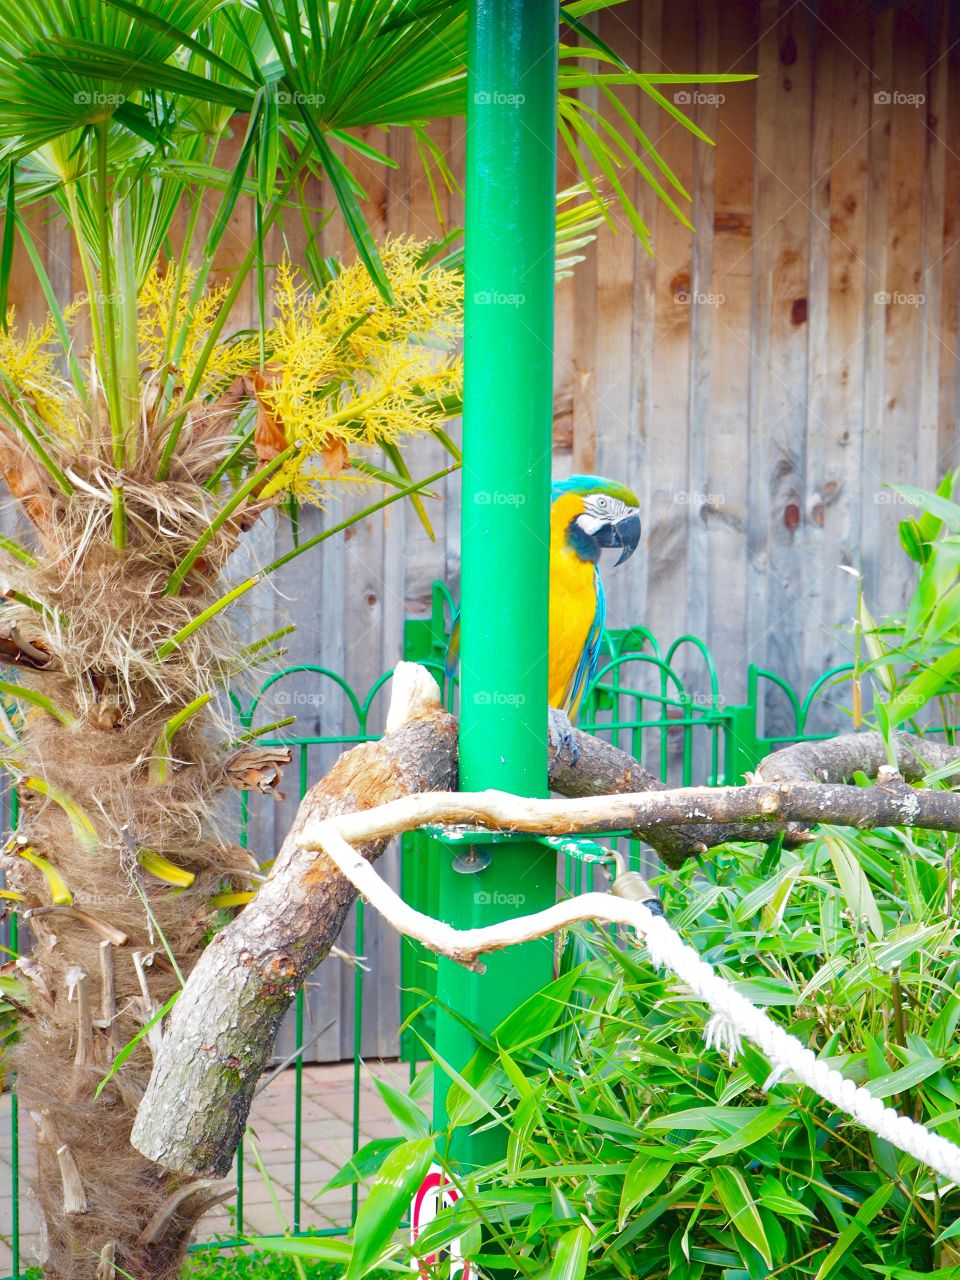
top-left (813, 1183), bottom-right (893, 1280)
top-left (320, 1137), bottom-right (403, 1193)
top-left (823, 832), bottom-right (883, 939)
top-left (94, 990), bottom-right (181, 1100)
top-left (345, 1138), bottom-right (435, 1280)
top-left (886, 646), bottom-right (960, 726)
top-left (701, 1104), bottom-right (793, 1158)
top-left (371, 1072), bottom-right (431, 1140)
top-left (619, 1154), bottom-right (673, 1226)
top-left (864, 1055), bottom-right (946, 1099)
top-left (711, 1167), bottom-right (772, 1267)
top-left (887, 483), bottom-right (960, 531)
top-left (550, 1224), bottom-right (591, 1280)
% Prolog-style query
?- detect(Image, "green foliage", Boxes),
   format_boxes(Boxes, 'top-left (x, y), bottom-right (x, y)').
top-left (278, 822), bottom-right (960, 1277)
top-left (0, 0), bottom-right (752, 295)
top-left (854, 472), bottom-right (960, 740)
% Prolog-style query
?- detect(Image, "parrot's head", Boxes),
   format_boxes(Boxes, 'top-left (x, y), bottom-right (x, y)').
top-left (551, 475), bottom-right (641, 566)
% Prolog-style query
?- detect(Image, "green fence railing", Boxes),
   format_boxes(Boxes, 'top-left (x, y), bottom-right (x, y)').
top-left (1, 585), bottom-right (858, 1277)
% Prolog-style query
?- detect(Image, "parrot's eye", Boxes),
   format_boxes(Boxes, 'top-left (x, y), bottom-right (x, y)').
top-left (593, 495), bottom-right (609, 511)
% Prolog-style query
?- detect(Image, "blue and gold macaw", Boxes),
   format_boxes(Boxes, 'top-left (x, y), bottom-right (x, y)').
top-left (445, 475), bottom-right (641, 719)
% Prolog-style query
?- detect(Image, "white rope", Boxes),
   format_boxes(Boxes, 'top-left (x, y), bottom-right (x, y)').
top-left (638, 910), bottom-right (960, 1185)
top-left (308, 819), bottom-right (960, 1188)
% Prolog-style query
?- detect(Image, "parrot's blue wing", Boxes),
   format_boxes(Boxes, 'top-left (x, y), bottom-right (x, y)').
top-left (444, 612), bottom-right (461, 678)
top-left (562, 569), bottom-right (605, 720)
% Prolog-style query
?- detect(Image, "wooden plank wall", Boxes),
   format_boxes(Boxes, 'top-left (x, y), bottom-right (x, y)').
top-left (542, 0), bottom-right (959, 743)
top-left (3, 0), bottom-right (959, 1057)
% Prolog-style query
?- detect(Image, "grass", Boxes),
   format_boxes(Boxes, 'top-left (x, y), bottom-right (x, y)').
top-left (15, 1247), bottom-right (392, 1279)
top-left (184, 1250), bottom-right (345, 1279)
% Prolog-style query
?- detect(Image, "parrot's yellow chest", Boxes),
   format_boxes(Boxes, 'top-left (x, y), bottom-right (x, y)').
top-left (548, 497), bottom-right (599, 708)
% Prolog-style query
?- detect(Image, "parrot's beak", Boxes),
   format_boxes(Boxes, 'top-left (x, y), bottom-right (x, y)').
top-left (595, 510), bottom-right (641, 565)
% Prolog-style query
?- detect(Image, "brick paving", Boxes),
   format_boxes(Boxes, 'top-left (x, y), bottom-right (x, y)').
top-left (0, 1059), bottom-right (417, 1276)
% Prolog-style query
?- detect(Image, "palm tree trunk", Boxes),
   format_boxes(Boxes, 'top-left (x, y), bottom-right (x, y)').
top-left (9, 691), bottom-right (240, 1279)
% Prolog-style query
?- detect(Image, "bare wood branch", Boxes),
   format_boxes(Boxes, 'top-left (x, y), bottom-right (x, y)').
top-left (73, 971), bottom-right (92, 1069)
top-left (25, 905), bottom-right (128, 947)
top-left (312, 807), bottom-right (960, 1190)
top-left (547, 708), bottom-right (810, 863)
top-left (56, 1144), bottom-right (88, 1216)
top-left (754, 729), bottom-right (960, 785)
top-left (324, 826), bottom-right (660, 968)
top-left (299, 776), bottom-right (960, 848)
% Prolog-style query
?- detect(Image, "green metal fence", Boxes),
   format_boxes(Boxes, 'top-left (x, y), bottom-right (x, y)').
top-left (1, 582), bottom-right (857, 1277)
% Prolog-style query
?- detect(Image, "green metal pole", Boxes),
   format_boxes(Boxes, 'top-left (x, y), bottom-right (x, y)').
top-left (434, 0), bottom-right (558, 1168)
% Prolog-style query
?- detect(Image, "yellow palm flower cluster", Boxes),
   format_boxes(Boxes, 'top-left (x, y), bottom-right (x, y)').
top-left (0, 311), bottom-right (78, 439)
top-left (137, 268), bottom-right (262, 400)
top-left (260, 238), bottom-right (463, 505)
